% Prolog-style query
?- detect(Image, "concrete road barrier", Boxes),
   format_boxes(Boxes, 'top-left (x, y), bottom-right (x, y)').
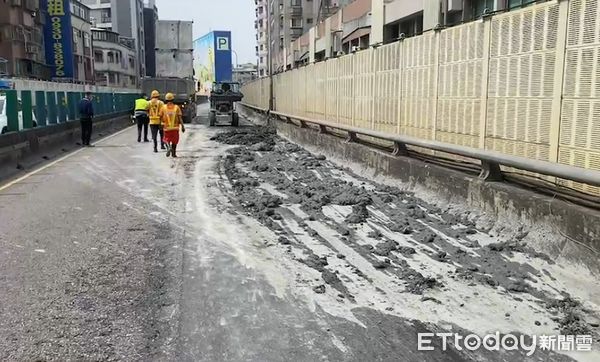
top-left (0, 113), bottom-right (132, 182)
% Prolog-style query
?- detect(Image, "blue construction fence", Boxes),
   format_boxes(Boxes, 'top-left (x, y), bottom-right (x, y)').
top-left (1, 89), bottom-right (140, 133)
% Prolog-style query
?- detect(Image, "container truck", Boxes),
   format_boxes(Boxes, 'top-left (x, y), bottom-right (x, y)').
top-left (142, 20), bottom-right (196, 123)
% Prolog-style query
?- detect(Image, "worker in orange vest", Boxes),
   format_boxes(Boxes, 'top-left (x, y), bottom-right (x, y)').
top-left (148, 90), bottom-right (165, 153)
top-left (162, 92), bottom-right (185, 158)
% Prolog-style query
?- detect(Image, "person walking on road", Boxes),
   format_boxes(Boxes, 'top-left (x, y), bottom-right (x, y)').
top-left (78, 92), bottom-right (94, 147)
top-left (162, 93), bottom-right (185, 158)
top-left (148, 90), bottom-right (166, 153)
top-left (134, 94), bottom-right (150, 143)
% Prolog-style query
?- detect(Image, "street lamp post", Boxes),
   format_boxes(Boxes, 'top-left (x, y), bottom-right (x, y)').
top-left (231, 50), bottom-right (239, 68)
top-left (267, 0), bottom-right (273, 112)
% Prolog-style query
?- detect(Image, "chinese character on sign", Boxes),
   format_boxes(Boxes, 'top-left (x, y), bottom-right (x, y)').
top-left (558, 335), bottom-right (575, 351)
top-left (575, 335), bottom-right (593, 351)
top-left (47, 0), bottom-right (65, 16)
top-left (538, 335), bottom-right (557, 351)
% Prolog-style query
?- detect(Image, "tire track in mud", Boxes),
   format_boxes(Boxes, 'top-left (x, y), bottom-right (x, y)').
top-left (210, 126), bottom-right (600, 347)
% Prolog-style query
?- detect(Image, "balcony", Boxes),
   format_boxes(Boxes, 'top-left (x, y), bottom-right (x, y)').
top-left (290, 27), bottom-right (303, 38)
top-left (288, 5), bottom-right (302, 17)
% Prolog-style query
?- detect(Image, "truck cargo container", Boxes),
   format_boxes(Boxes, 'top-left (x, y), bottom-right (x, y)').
top-left (144, 20), bottom-right (196, 123)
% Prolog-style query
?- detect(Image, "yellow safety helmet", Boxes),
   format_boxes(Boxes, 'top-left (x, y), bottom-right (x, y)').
top-left (151, 90), bottom-right (160, 98)
top-left (165, 93), bottom-right (175, 101)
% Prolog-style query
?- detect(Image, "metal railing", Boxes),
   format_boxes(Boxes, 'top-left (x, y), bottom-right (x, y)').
top-left (240, 103), bottom-right (600, 188)
top-left (1, 89), bottom-right (139, 134)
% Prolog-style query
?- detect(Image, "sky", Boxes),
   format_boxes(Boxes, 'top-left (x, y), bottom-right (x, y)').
top-left (154, 0), bottom-right (256, 66)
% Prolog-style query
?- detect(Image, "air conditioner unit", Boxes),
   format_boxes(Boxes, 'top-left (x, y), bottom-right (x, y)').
top-left (336, 50), bottom-right (345, 57)
top-left (351, 45), bottom-right (360, 52)
top-left (448, 0), bottom-right (463, 12)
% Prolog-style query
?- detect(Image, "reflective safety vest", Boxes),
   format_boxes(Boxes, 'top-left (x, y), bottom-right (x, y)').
top-left (162, 103), bottom-right (182, 131)
top-left (148, 99), bottom-right (164, 125)
top-left (135, 98), bottom-right (149, 111)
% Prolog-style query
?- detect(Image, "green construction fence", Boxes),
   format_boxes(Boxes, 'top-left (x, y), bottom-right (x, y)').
top-left (1, 89), bottom-right (140, 134)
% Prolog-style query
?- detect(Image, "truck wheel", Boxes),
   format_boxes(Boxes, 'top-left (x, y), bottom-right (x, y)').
top-left (232, 112), bottom-right (239, 127)
top-left (209, 111), bottom-right (216, 126)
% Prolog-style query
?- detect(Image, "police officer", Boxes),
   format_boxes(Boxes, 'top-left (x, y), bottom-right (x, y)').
top-left (134, 93), bottom-right (150, 142)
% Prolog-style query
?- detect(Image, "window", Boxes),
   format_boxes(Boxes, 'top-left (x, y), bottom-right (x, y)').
top-left (260, 56), bottom-right (264, 64)
top-left (84, 33), bottom-right (90, 47)
top-left (291, 18), bottom-right (302, 28)
top-left (473, 0), bottom-right (494, 17)
top-left (291, 0), bottom-right (301, 6)
top-left (508, 0), bottom-right (536, 9)
top-left (73, 29), bottom-right (79, 43)
top-left (100, 9), bottom-right (111, 23)
top-left (107, 51), bottom-right (114, 63)
top-left (94, 50), bottom-right (103, 62)
top-left (307, 18), bottom-right (313, 25)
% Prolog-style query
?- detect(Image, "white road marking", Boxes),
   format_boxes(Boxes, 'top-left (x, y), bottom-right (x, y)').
top-left (34, 249), bottom-right (46, 253)
top-left (0, 125), bottom-right (134, 192)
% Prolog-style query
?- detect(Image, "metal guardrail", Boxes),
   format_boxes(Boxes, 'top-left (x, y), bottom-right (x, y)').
top-left (240, 103), bottom-right (600, 188)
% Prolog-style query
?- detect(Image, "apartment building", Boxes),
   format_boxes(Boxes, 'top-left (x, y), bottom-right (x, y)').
top-left (0, 0), bottom-right (50, 79)
top-left (143, 0), bottom-right (158, 77)
top-left (92, 28), bottom-right (138, 88)
top-left (282, 0), bottom-right (540, 69)
top-left (384, 0), bottom-right (538, 42)
top-left (255, 0), bottom-right (269, 76)
top-left (233, 63), bottom-right (258, 85)
top-left (255, 0), bottom-right (352, 75)
top-left (71, 0), bottom-right (94, 83)
top-left (82, 0), bottom-right (146, 78)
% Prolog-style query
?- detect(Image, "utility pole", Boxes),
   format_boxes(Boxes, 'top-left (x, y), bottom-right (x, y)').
top-left (267, 0), bottom-right (274, 112)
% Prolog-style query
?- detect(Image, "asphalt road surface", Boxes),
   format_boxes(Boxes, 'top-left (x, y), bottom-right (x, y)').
top-left (0, 105), bottom-right (599, 361)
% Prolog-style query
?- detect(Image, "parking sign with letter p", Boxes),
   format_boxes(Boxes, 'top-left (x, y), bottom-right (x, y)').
top-left (217, 37), bottom-right (229, 51)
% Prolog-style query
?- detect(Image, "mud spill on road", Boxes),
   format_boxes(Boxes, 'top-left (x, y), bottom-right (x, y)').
top-left (211, 126), bottom-right (600, 344)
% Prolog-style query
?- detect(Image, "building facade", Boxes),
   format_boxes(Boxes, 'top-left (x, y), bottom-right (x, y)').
top-left (233, 63), bottom-right (258, 85)
top-left (255, 0), bottom-right (349, 76)
top-left (83, 0), bottom-right (145, 78)
top-left (92, 28), bottom-right (138, 88)
top-left (71, 0), bottom-right (94, 83)
top-left (281, 0), bottom-right (540, 70)
top-left (0, 0), bottom-right (50, 79)
top-left (255, 0), bottom-right (268, 77)
top-left (143, 0), bottom-right (158, 77)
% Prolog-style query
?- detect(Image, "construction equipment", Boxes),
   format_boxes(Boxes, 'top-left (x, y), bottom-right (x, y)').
top-left (209, 82), bottom-right (243, 127)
